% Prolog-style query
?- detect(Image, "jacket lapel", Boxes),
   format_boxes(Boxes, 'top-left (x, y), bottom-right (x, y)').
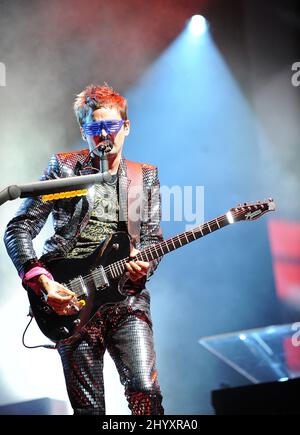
top-left (118, 156), bottom-right (131, 227)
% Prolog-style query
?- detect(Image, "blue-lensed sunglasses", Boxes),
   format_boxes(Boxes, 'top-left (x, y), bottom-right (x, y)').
top-left (82, 120), bottom-right (125, 136)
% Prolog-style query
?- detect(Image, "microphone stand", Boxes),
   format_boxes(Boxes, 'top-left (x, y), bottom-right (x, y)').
top-left (0, 171), bottom-right (112, 206)
top-left (0, 140), bottom-right (114, 206)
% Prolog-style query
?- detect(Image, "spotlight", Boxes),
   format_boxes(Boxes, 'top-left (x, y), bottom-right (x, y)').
top-left (188, 15), bottom-right (207, 37)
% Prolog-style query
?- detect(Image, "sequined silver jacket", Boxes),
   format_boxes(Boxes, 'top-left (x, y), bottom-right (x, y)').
top-left (4, 149), bottom-right (163, 278)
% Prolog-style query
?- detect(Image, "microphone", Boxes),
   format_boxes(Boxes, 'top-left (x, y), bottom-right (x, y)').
top-left (97, 141), bottom-right (113, 154)
top-left (91, 136), bottom-right (113, 156)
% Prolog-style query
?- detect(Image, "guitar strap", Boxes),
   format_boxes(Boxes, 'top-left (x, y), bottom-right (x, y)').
top-left (126, 160), bottom-right (143, 247)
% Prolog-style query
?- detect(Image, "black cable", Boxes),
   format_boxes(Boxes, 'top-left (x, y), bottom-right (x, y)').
top-left (22, 313), bottom-right (56, 350)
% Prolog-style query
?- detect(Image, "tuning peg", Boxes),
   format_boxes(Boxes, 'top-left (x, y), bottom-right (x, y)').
top-left (268, 197), bottom-right (273, 202)
top-left (244, 202), bottom-right (248, 206)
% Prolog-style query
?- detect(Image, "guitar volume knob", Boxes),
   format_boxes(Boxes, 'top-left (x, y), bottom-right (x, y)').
top-left (42, 306), bottom-right (52, 314)
top-left (58, 327), bottom-right (70, 337)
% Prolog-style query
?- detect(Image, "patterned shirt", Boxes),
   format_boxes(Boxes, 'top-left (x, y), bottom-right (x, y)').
top-left (66, 174), bottom-right (119, 258)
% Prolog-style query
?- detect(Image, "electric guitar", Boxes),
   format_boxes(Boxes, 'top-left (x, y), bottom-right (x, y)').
top-left (27, 199), bottom-right (275, 343)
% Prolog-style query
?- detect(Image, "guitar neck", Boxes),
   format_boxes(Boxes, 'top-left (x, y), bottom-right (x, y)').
top-left (72, 199), bottom-right (274, 285)
top-left (104, 213), bottom-right (231, 280)
top-left (137, 213), bottom-right (230, 262)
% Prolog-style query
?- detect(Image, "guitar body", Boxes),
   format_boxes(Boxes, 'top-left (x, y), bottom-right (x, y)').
top-left (27, 232), bottom-right (131, 343)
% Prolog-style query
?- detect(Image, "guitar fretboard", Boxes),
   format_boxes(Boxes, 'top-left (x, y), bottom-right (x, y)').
top-left (103, 212), bottom-right (232, 280)
top-left (74, 200), bottom-right (273, 288)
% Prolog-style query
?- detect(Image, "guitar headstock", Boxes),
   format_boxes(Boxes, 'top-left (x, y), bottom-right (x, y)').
top-left (227, 198), bottom-right (276, 223)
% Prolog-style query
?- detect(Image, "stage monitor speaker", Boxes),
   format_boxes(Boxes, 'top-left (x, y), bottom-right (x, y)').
top-left (212, 377), bottom-right (300, 414)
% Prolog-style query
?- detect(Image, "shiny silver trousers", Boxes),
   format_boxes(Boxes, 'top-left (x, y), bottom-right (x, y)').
top-left (57, 292), bottom-right (164, 415)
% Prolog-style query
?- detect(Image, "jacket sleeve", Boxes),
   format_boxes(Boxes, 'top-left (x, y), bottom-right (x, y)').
top-left (3, 154), bottom-right (60, 276)
top-left (139, 166), bottom-right (163, 280)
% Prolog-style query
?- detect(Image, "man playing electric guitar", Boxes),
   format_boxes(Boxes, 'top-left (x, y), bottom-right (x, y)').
top-left (4, 84), bottom-right (164, 415)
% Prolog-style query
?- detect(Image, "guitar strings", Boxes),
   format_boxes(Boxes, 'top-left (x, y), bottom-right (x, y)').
top-left (108, 207), bottom-right (257, 273)
top-left (72, 206), bottom-right (261, 287)
top-left (104, 205), bottom-right (268, 279)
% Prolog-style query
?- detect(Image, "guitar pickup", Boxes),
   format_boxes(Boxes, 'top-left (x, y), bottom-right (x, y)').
top-left (67, 276), bottom-right (88, 298)
top-left (91, 266), bottom-right (109, 290)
